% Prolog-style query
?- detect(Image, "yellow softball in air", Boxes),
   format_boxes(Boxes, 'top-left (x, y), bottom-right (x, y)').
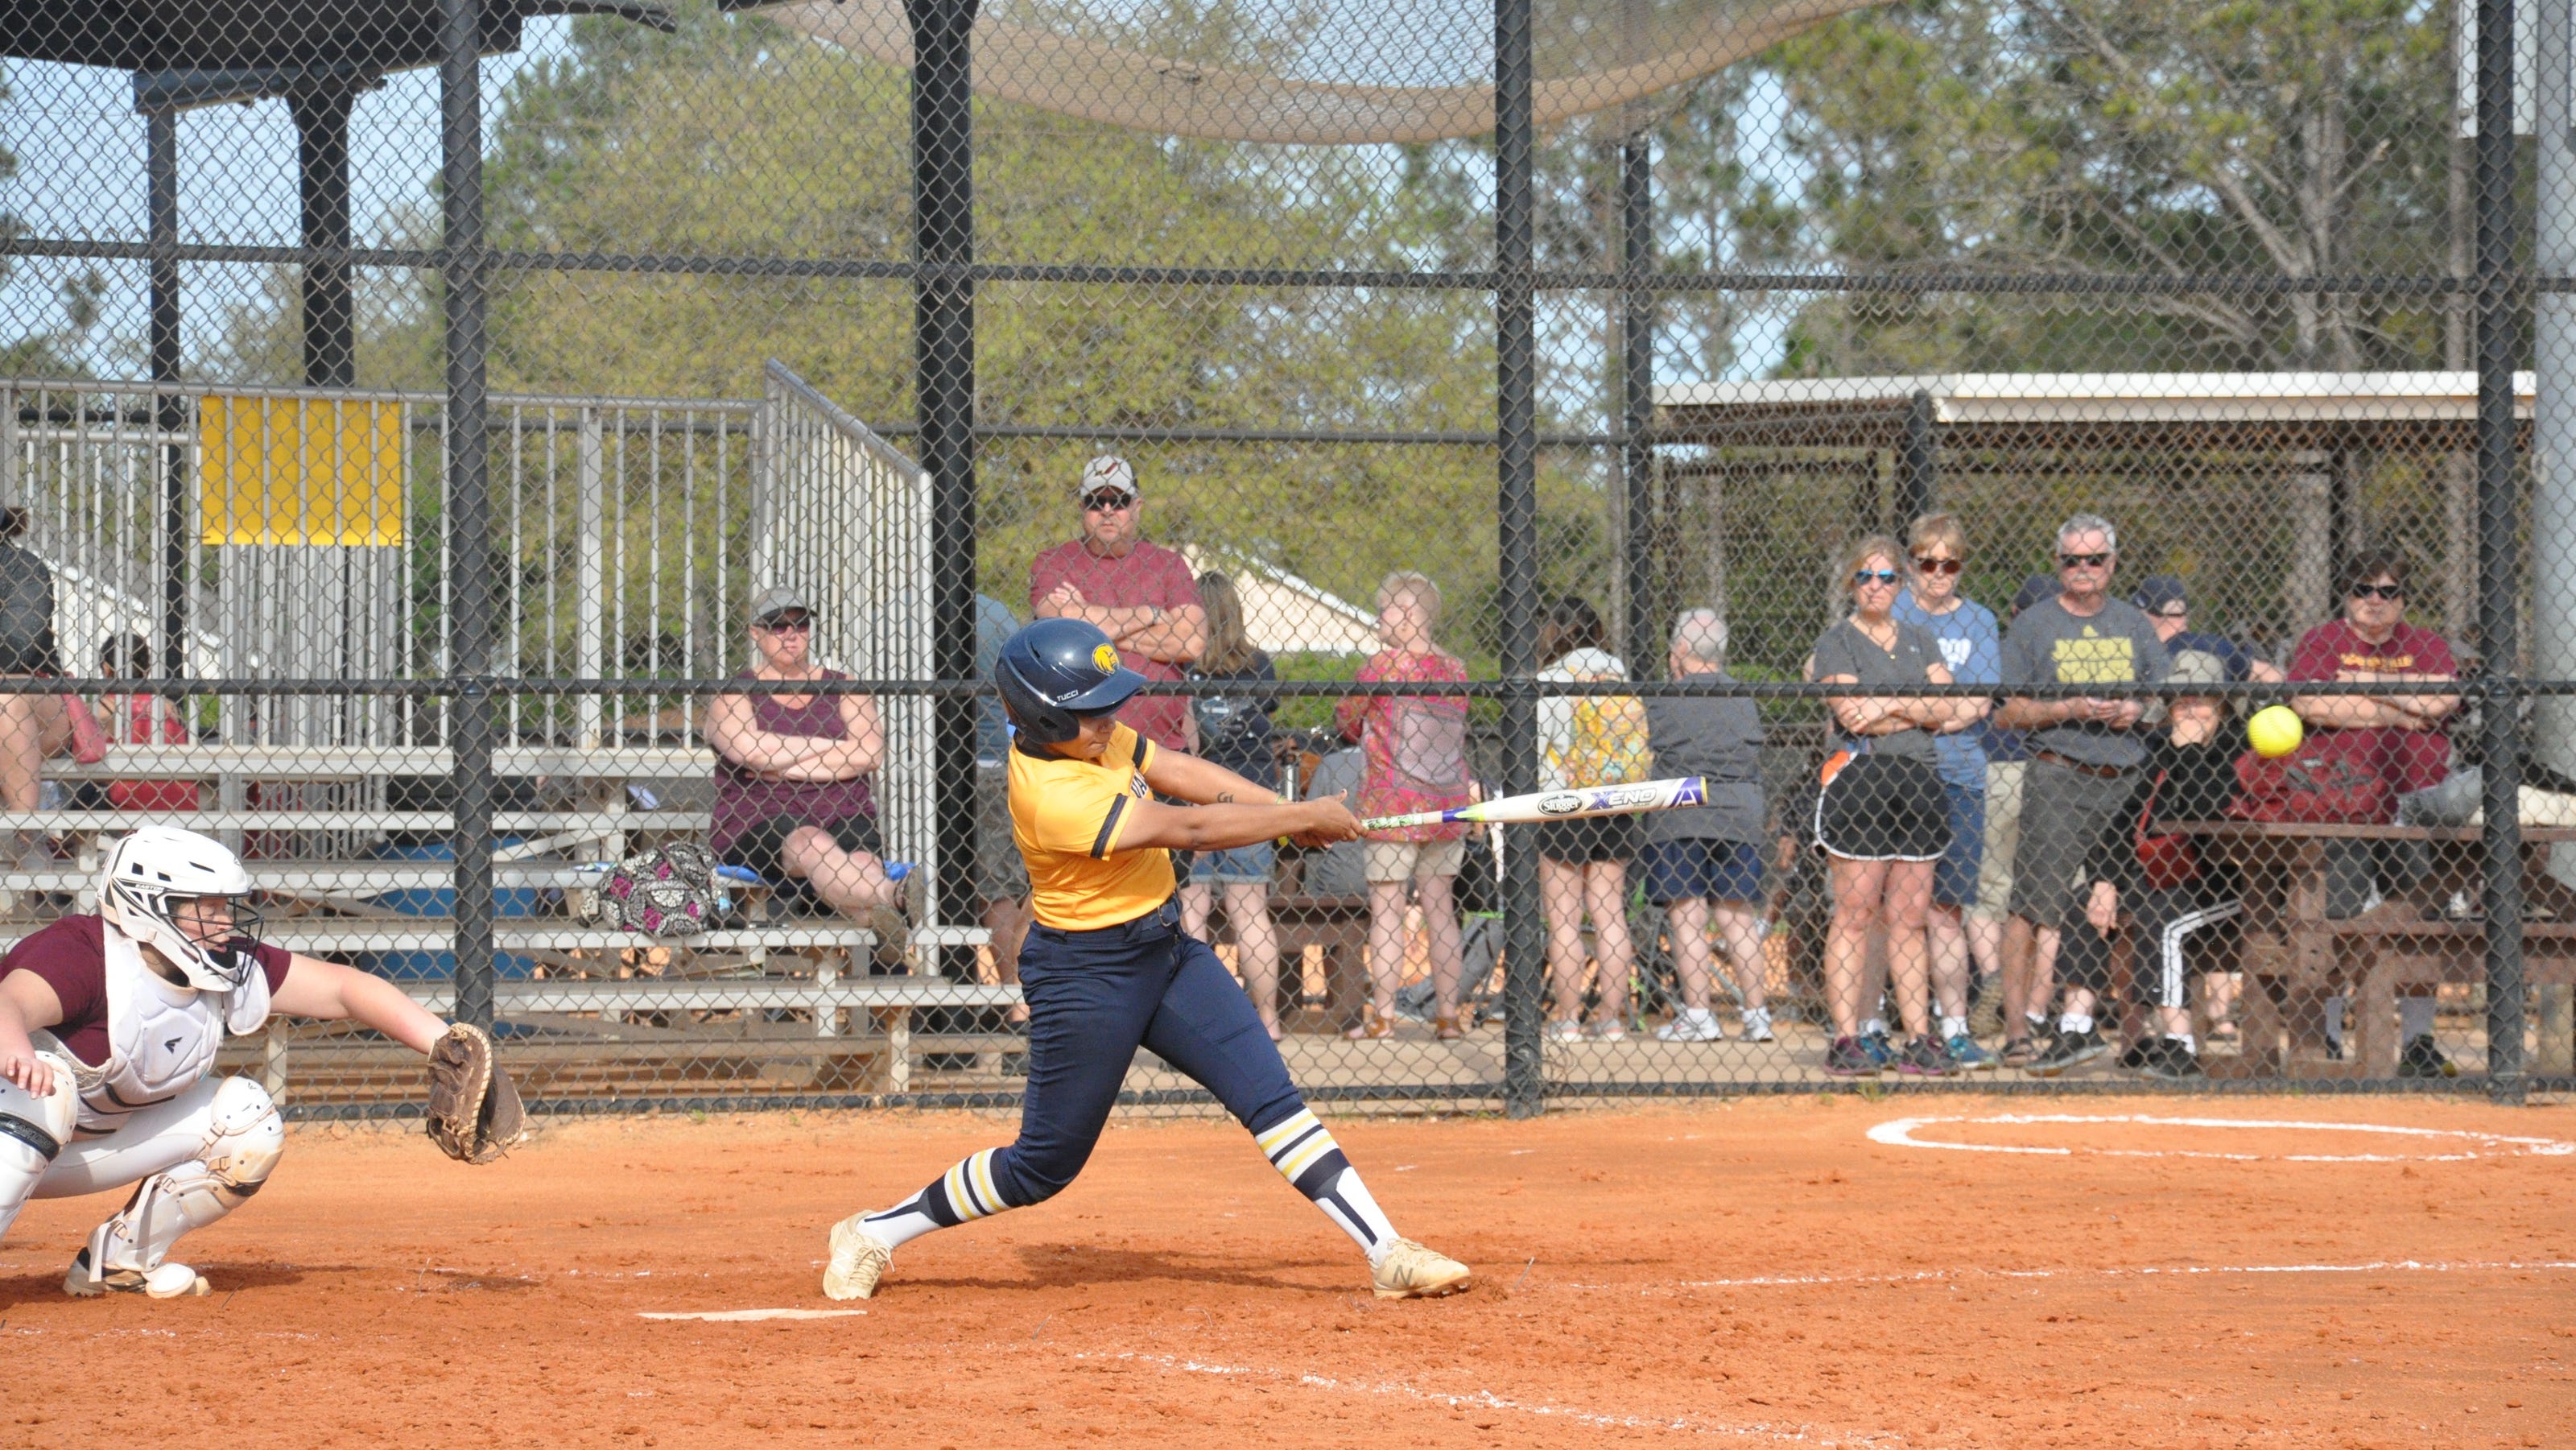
top-left (2246, 704), bottom-right (2304, 759)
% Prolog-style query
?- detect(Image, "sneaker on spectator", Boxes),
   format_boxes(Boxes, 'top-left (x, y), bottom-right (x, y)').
top-left (1897, 1035), bottom-right (1955, 1076)
top-left (1587, 1018), bottom-right (1629, 1043)
top-left (1968, 991), bottom-right (2005, 1039)
top-left (2397, 1035), bottom-right (2459, 1079)
top-left (2026, 1027), bottom-right (2108, 1077)
top-left (1738, 1008), bottom-right (1776, 1044)
top-left (2116, 1037), bottom-right (2155, 1070)
top-left (2140, 1039), bottom-right (2204, 1080)
top-left (1544, 1018), bottom-right (1584, 1042)
top-left (1824, 1035), bottom-right (1879, 1077)
top-left (1945, 1034), bottom-right (1996, 1072)
top-left (1860, 1031), bottom-right (1896, 1070)
top-left (1653, 1008), bottom-right (1725, 1043)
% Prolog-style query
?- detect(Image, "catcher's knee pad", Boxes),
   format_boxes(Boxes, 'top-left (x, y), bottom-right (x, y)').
top-left (199, 1076), bottom-right (284, 1193)
top-left (89, 1077), bottom-right (283, 1276)
top-left (0, 1052), bottom-right (79, 1241)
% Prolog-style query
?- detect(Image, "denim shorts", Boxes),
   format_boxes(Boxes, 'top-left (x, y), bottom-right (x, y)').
top-left (1192, 841), bottom-right (1275, 885)
top-left (1934, 780), bottom-right (1986, 910)
top-left (1639, 837), bottom-right (1765, 906)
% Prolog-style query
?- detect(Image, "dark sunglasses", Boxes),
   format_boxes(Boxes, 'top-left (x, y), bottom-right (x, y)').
top-left (2349, 582), bottom-right (2405, 601)
top-left (1082, 491), bottom-right (1134, 513)
top-left (2150, 605), bottom-right (2189, 620)
top-left (757, 613), bottom-right (813, 633)
top-left (1911, 556), bottom-right (1963, 577)
top-left (2059, 551), bottom-right (2111, 569)
top-left (1852, 568), bottom-right (1901, 587)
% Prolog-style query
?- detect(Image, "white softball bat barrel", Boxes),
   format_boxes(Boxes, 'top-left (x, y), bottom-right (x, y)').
top-left (1356, 775), bottom-right (1709, 832)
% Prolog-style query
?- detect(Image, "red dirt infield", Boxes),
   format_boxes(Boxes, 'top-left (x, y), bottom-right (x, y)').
top-left (2, 1095), bottom-right (2570, 1448)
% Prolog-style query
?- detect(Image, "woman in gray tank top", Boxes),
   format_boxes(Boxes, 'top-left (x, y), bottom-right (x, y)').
top-left (0, 506), bottom-right (103, 849)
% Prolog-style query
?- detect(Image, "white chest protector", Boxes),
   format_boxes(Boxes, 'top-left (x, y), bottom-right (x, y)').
top-left (52, 928), bottom-right (271, 1134)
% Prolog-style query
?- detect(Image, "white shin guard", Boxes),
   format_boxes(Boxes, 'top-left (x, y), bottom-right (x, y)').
top-left (83, 1076), bottom-right (282, 1284)
top-left (0, 1052), bottom-right (79, 1243)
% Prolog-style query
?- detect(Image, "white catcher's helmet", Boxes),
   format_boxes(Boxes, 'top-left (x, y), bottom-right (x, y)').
top-left (98, 825), bottom-right (259, 992)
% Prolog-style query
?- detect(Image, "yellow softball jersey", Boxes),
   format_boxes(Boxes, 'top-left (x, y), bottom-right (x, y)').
top-left (1008, 722), bottom-right (1177, 931)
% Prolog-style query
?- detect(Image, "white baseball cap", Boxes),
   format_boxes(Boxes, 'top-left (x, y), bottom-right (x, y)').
top-left (1078, 454), bottom-right (1138, 503)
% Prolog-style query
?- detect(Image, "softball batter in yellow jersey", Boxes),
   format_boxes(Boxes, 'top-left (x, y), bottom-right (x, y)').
top-left (823, 618), bottom-right (1471, 1303)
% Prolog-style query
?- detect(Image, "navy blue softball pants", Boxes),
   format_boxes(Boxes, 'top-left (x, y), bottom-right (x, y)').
top-left (988, 897), bottom-right (1308, 1208)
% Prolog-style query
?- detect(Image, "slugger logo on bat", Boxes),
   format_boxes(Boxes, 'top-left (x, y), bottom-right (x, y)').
top-left (1357, 775), bottom-right (1709, 831)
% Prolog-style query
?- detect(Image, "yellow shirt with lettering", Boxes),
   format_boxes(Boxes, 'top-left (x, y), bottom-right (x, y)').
top-left (1008, 722), bottom-right (1177, 931)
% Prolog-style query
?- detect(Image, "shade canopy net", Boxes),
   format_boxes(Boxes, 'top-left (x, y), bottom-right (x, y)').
top-left (747, 0), bottom-right (1879, 143)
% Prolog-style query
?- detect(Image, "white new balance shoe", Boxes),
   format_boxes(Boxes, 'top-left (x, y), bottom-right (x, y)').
top-left (64, 1245), bottom-right (208, 1299)
top-left (823, 1214), bottom-right (894, 1301)
top-left (1370, 1238), bottom-right (1472, 1300)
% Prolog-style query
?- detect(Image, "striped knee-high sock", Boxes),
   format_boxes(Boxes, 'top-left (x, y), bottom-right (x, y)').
top-left (859, 1147), bottom-right (1010, 1250)
top-left (1256, 1108), bottom-right (1400, 1264)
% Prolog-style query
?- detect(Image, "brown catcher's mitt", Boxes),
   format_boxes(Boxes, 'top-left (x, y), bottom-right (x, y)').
top-left (425, 1022), bottom-right (529, 1164)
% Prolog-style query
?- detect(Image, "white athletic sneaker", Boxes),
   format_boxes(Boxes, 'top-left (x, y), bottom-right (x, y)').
top-left (1543, 1018), bottom-right (1584, 1041)
top-left (64, 1245), bottom-right (208, 1299)
top-left (1739, 1010), bottom-right (1776, 1043)
top-left (823, 1214), bottom-right (894, 1301)
top-left (1369, 1238), bottom-right (1472, 1300)
top-left (1654, 1009), bottom-right (1726, 1043)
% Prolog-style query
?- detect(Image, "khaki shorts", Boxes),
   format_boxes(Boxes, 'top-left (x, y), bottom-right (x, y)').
top-left (1363, 837), bottom-right (1464, 883)
top-left (1969, 758), bottom-right (2025, 924)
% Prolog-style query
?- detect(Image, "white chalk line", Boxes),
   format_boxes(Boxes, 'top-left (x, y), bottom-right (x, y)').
top-left (1559, 1258), bottom-right (2576, 1294)
top-left (638, 1307), bottom-right (866, 1322)
top-left (1867, 1113), bottom-right (2576, 1162)
top-left (1071, 1349), bottom-right (1900, 1444)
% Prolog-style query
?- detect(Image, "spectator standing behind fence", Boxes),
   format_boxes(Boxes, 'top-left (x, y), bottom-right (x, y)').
top-left (1994, 514), bottom-right (2169, 1074)
top-left (2045, 648), bottom-right (2242, 1081)
top-left (706, 588), bottom-right (908, 959)
top-left (1029, 455), bottom-right (1206, 750)
top-left (1813, 538), bottom-right (1969, 1078)
top-left (975, 592), bottom-right (1034, 1024)
top-left (1889, 513), bottom-right (1999, 1070)
top-left (0, 504), bottom-right (104, 860)
top-left (1967, 573), bottom-right (2060, 1039)
top-left (2287, 550), bottom-right (2463, 1078)
top-left (1334, 572), bottom-right (1473, 1043)
top-left (97, 634), bottom-right (201, 814)
top-left (1640, 608), bottom-right (1772, 1044)
top-left (1536, 597), bottom-right (1649, 1040)
top-left (1177, 573), bottom-right (1286, 1043)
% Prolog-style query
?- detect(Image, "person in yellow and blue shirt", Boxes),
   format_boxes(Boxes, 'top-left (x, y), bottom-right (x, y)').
top-left (823, 618), bottom-right (1472, 1303)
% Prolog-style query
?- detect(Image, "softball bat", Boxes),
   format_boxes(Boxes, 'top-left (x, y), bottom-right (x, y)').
top-left (1356, 775), bottom-right (1708, 832)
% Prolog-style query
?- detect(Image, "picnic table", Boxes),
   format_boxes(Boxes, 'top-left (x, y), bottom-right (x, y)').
top-left (2162, 820), bottom-right (2576, 1078)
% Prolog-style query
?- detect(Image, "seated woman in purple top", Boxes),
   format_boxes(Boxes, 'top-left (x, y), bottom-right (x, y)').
top-left (706, 588), bottom-right (902, 921)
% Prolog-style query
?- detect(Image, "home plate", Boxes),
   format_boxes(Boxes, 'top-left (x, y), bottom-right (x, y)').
top-left (638, 1308), bottom-right (867, 1322)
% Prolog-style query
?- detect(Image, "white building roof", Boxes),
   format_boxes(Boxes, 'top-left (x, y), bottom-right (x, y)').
top-left (1180, 546), bottom-right (1380, 656)
top-left (1657, 370), bottom-right (2537, 427)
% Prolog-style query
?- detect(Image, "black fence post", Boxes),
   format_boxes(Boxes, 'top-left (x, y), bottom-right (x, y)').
top-left (1496, 0), bottom-right (1544, 1117)
top-left (1620, 128), bottom-right (1657, 681)
top-left (2475, 0), bottom-right (2526, 1103)
top-left (443, 0), bottom-right (497, 1031)
top-left (909, 0), bottom-right (982, 976)
top-left (1897, 389), bottom-right (1936, 528)
top-left (147, 105), bottom-right (186, 680)
top-left (290, 81), bottom-right (358, 389)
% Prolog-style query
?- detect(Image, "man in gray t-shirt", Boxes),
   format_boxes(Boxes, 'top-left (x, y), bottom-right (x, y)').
top-left (1991, 516), bottom-right (2171, 1074)
top-left (1639, 609), bottom-right (1775, 1043)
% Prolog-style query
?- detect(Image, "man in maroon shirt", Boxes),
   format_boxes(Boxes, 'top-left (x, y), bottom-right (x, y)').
top-left (2288, 549), bottom-right (2464, 1077)
top-left (1028, 455), bottom-right (1206, 750)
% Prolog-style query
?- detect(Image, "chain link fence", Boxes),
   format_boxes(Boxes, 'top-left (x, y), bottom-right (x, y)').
top-left (0, 0), bottom-right (2567, 1110)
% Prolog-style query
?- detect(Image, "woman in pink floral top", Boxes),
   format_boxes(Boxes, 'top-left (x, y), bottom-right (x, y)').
top-left (1332, 572), bottom-right (1475, 1041)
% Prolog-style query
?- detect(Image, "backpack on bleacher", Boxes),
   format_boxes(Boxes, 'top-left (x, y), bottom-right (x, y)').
top-left (594, 841), bottom-right (725, 939)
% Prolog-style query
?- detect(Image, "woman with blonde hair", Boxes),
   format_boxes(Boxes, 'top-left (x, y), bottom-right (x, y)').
top-left (1335, 572), bottom-right (1472, 1040)
top-left (1810, 537), bottom-right (1975, 1076)
top-left (1179, 572), bottom-right (1285, 1039)
top-left (1535, 597), bottom-right (1647, 1040)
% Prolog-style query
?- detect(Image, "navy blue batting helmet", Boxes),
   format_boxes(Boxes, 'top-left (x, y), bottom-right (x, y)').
top-left (994, 618), bottom-right (1146, 746)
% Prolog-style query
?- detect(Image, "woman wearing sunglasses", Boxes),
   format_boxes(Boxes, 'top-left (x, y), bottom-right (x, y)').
top-left (1810, 536), bottom-right (1977, 1076)
top-left (1889, 513), bottom-right (2000, 1069)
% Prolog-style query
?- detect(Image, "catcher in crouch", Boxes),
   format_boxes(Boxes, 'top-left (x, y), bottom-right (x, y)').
top-left (0, 824), bottom-right (524, 1299)
top-left (823, 618), bottom-right (1470, 1302)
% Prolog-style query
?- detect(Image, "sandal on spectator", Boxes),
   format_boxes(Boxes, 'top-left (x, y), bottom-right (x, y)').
top-left (1344, 1005), bottom-right (1394, 1041)
top-left (1433, 1013), bottom-right (1464, 1041)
